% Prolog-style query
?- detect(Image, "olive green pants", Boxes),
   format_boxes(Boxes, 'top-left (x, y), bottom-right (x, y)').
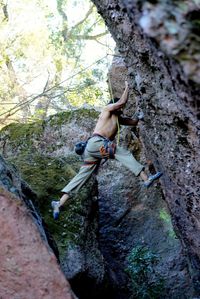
top-left (61, 135), bottom-right (144, 194)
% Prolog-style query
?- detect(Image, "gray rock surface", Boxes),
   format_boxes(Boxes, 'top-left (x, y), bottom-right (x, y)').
top-left (91, 0), bottom-right (200, 296)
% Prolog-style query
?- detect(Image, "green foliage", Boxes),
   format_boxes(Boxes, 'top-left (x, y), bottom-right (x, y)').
top-left (0, 0), bottom-right (113, 126)
top-left (126, 246), bottom-right (164, 299)
top-left (67, 70), bottom-right (104, 106)
top-left (159, 209), bottom-right (177, 238)
top-left (0, 121), bottom-right (43, 150)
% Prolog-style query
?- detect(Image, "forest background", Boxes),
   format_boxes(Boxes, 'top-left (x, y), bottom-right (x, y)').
top-left (0, 0), bottom-right (115, 127)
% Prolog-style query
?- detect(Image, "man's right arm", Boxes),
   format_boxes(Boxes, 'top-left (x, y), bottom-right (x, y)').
top-left (106, 81), bottom-right (129, 112)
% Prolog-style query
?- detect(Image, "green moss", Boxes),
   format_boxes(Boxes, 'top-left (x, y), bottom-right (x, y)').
top-left (0, 108), bottom-right (99, 153)
top-left (42, 182), bottom-right (95, 260)
top-left (159, 209), bottom-right (177, 238)
top-left (0, 121), bottom-right (44, 149)
top-left (0, 108), bottom-right (99, 260)
top-left (0, 109), bottom-right (98, 135)
top-left (8, 153), bottom-right (78, 204)
top-left (7, 152), bottom-right (95, 260)
top-left (48, 108), bottom-right (99, 126)
top-left (48, 111), bottom-right (74, 126)
top-left (159, 209), bottom-right (171, 223)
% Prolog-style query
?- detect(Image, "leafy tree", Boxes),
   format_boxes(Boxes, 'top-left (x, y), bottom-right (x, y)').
top-left (0, 0), bottom-right (114, 125)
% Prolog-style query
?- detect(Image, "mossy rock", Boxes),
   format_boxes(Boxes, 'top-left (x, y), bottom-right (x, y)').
top-left (0, 109), bottom-right (99, 261)
top-left (7, 152), bottom-right (97, 260)
top-left (7, 153), bottom-right (78, 204)
top-left (48, 109), bottom-right (99, 127)
top-left (44, 178), bottom-right (98, 260)
top-left (0, 122), bottom-right (43, 155)
top-left (0, 108), bottom-right (99, 156)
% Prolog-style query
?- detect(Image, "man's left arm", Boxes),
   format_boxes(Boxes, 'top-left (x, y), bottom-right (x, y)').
top-left (119, 117), bottom-right (138, 126)
top-left (119, 111), bottom-right (144, 126)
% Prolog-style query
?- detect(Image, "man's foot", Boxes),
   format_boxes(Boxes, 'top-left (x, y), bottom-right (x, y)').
top-left (144, 171), bottom-right (163, 188)
top-left (51, 201), bottom-right (60, 220)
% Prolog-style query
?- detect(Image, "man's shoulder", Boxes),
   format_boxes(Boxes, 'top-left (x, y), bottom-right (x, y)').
top-left (96, 109), bottom-right (111, 122)
top-left (100, 106), bottom-right (111, 116)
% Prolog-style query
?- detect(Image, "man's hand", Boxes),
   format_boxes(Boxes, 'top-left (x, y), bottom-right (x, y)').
top-left (106, 81), bottom-right (129, 112)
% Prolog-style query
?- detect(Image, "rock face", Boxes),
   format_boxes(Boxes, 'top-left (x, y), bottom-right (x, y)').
top-left (0, 106), bottom-right (196, 298)
top-left (5, 0), bottom-right (200, 296)
top-left (0, 155), bottom-right (59, 258)
top-left (0, 109), bottom-right (106, 299)
top-left (0, 2), bottom-right (199, 297)
top-left (0, 159), bottom-right (74, 299)
top-left (91, 0), bottom-right (200, 295)
top-left (0, 154), bottom-right (34, 201)
top-left (97, 106), bottom-right (193, 298)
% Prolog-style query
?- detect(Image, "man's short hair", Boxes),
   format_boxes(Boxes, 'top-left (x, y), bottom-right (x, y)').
top-left (107, 97), bottom-right (120, 105)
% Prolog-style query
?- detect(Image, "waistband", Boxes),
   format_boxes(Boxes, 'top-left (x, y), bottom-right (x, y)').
top-left (92, 133), bottom-right (109, 140)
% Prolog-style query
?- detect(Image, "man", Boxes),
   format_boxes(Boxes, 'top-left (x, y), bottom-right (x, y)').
top-left (51, 81), bottom-right (162, 219)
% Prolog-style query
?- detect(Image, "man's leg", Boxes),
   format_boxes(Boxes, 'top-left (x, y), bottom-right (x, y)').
top-left (139, 170), bottom-right (148, 181)
top-left (51, 163), bottom-right (97, 219)
top-left (115, 146), bottom-right (162, 186)
top-left (60, 193), bottom-right (69, 206)
top-left (115, 146), bottom-right (144, 176)
top-left (51, 193), bottom-right (69, 219)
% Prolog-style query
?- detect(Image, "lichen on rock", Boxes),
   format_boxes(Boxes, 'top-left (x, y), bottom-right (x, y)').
top-left (0, 108), bottom-right (106, 298)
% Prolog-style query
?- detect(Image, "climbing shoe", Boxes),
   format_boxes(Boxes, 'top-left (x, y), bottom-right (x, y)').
top-left (51, 201), bottom-right (60, 220)
top-left (144, 171), bottom-right (163, 188)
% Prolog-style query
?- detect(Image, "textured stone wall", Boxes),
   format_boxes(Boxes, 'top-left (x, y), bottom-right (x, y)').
top-left (91, 0), bottom-right (200, 294)
top-left (0, 184), bottom-right (74, 299)
top-left (0, 109), bottom-right (107, 299)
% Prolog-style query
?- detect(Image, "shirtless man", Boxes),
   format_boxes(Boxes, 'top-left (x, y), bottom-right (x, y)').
top-left (51, 81), bottom-right (162, 219)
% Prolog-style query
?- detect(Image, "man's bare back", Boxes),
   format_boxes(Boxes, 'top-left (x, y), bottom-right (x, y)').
top-left (93, 81), bottom-right (129, 140)
top-left (93, 109), bottom-right (119, 140)
top-left (93, 81), bottom-right (139, 140)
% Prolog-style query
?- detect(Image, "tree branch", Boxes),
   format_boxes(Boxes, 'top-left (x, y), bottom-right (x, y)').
top-left (56, 0), bottom-right (67, 21)
top-left (69, 4), bottom-right (95, 32)
top-left (69, 31), bottom-right (108, 41)
top-left (56, 0), bottom-right (68, 40)
top-left (1, 1), bottom-right (9, 21)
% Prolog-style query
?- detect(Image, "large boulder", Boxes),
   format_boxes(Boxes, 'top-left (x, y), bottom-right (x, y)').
top-left (0, 109), bottom-right (107, 298)
top-left (0, 155), bottom-right (74, 298)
